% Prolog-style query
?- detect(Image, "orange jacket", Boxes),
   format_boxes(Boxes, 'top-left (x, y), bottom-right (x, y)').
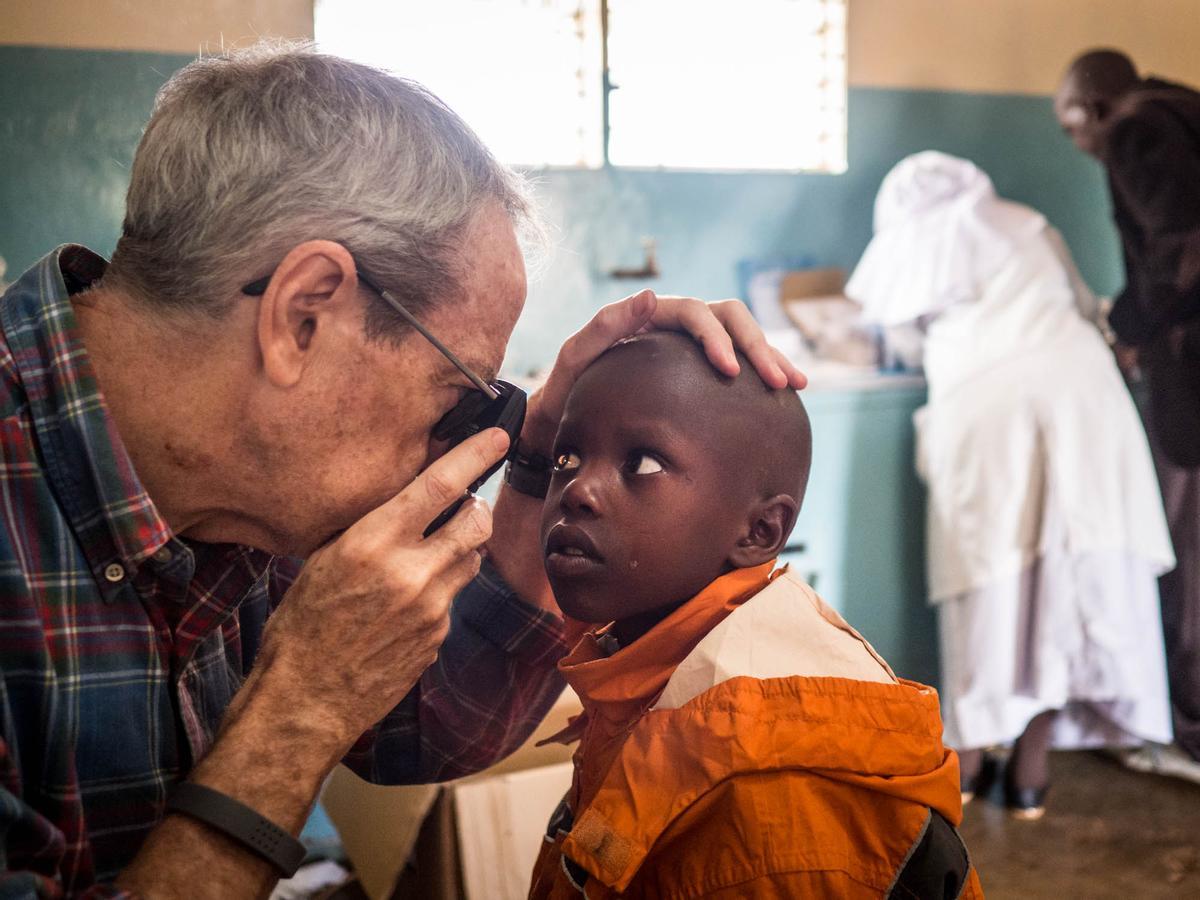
top-left (529, 564), bottom-right (985, 899)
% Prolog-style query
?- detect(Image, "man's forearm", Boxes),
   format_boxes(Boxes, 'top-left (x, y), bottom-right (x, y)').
top-left (117, 661), bottom-right (349, 899)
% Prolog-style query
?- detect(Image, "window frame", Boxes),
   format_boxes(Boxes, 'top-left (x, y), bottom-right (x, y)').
top-left (315, 0), bottom-right (847, 175)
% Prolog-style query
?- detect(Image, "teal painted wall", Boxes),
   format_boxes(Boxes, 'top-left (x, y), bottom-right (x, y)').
top-left (0, 47), bottom-right (188, 276)
top-left (2, 46), bottom-right (1122, 378)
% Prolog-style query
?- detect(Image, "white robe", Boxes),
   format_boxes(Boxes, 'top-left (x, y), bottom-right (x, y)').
top-left (914, 225), bottom-right (1176, 750)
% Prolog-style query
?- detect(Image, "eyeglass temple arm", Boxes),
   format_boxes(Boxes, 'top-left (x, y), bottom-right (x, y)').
top-left (357, 271), bottom-right (500, 401)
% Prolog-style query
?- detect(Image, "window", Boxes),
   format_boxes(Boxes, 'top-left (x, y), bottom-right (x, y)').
top-left (315, 0), bottom-right (847, 173)
top-left (315, 0), bottom-right (605, 168)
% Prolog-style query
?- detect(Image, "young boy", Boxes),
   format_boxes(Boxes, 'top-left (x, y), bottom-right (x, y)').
top-left (528, 332), bottom-right (984, 899)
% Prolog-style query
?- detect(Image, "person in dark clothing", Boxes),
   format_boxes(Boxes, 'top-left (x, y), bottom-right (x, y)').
top-left (1055, 48), bottom-right (1200, 768)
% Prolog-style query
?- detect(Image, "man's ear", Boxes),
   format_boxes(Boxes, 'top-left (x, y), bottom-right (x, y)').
top-left (728, 494), bottom-right (798, 569)
top-left (256, 240), bottom-right (360, 388)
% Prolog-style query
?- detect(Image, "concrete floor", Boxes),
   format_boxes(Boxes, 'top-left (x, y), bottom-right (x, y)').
top-left (960, 751), bottom-right (1200, 898)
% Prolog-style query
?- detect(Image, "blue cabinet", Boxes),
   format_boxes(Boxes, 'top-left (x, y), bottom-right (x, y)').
top-left (789, 379), bottom-right (940, 686)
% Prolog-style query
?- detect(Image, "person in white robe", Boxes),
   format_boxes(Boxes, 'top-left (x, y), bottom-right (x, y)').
top-left (846, 151), bottom-right (1176, 819)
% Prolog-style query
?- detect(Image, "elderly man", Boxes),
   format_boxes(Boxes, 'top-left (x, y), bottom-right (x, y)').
top-left (1055, 49), bottom-right (1200, 770)
top-left (0, 45), bottom-right (803, 898)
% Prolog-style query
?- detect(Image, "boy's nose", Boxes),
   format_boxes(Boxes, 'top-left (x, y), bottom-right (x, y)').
top-left (560, 469), bottom-right (603, 516)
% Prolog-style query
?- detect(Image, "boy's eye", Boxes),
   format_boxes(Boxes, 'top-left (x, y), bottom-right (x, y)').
top-left (554, 451), bottom-right (581, 472)
top-left (628, 453), bottom-right (664, 476)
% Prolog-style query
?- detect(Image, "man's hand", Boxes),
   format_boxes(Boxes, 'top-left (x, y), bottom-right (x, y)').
top-left (118, 428), bottom-right (510, 900)
top-left (256, 426), bottom-right (511, 745)
top-left (522, 289), bottom-right (807, 449)
top-left (489, 289), bottom-right (807, 613)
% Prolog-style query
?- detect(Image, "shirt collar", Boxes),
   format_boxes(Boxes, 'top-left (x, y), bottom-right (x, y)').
top-left (2, 245), bottom-right (174, 581)
top-left (557, 562), bottom-right (778, 719)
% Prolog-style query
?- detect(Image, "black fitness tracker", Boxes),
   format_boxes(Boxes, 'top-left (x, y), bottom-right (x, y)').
top-left (166, 782), bottom-right (307, 878)
top-left (423, 380), bottom-right (529, 536)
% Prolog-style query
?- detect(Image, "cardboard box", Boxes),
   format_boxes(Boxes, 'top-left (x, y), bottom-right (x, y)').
top-left (319, 688), bottom-right (583, 899)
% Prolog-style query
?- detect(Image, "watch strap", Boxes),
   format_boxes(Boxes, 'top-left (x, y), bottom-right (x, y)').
top-left (166, 782), bottom-right (306, 878)
top-left (504, 443), bottom-right (554, 499)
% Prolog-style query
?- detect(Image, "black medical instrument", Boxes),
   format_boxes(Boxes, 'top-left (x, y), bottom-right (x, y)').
top-left (423, 379), bottom-right (526, 535)
top-left (241, 264), bottom-right (528, 536)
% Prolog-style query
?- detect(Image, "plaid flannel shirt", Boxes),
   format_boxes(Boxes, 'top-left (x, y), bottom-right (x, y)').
top-left (0, 246), bottom-right (567, 898)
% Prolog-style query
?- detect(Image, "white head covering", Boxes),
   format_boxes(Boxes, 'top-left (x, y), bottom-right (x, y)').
top-left (845, 151), bottom-right (1046, 325)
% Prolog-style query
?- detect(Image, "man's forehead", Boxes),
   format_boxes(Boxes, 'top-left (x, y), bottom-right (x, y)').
top-left (419, 302), bottom-right (507, 382)
top-left (459, 324), bottom-right (506, 382)
top-left (423, 291), bottom-right (518, 385)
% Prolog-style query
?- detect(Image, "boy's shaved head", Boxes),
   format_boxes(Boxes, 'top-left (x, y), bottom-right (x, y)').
top-left (540, 331), bottom-right (812, 639)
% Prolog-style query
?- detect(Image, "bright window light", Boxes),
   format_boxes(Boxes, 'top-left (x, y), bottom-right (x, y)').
top-left (315, 0), bottom-right (605, 168)
top-left (606, 0), bottom-right (846, 172)
top-left (315, 0), bottom-right (847, 173)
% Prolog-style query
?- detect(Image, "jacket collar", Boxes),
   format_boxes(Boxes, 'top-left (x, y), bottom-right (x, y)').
top-left (560, 573), bottom-right (960, 893)
top-left (556, 562), bottom-right (777, 724)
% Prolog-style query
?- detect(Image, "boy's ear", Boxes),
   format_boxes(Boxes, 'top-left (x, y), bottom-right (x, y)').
top-left (728, 494), bottom-right (798, 569)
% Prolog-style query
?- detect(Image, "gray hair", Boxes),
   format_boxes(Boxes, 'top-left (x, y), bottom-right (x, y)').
top-left (106, 41), bottom-right (534, 341)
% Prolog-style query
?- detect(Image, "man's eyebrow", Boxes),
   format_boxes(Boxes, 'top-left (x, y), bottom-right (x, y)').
top-left (441, 356), bottom-right (498, 387)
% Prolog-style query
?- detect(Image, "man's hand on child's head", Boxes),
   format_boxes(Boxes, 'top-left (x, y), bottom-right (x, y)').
top-left (649, 294), bottom-right (807, 391)
top-left (523, 290), bottom-right (808, 453)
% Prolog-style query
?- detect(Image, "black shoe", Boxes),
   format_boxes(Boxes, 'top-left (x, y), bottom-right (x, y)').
top-left (960, 753), bottom-right (998, 806)
top-left (1004, 777), bottom-right (1048, 821)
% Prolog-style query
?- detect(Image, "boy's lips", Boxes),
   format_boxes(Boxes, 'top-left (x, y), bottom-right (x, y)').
top-left (544, 523), bottom-right (605, 578)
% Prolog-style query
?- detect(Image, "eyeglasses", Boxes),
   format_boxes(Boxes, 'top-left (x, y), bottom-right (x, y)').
top-left (241, 263), bottom-right (527, 536)
top-left (241, 268), bottom-right (499, 401)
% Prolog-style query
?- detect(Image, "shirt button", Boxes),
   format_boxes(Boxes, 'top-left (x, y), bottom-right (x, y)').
top-left (152, 547), bottom-right (173, 564)
top-left (103, 563), bottom-right (126, 583)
